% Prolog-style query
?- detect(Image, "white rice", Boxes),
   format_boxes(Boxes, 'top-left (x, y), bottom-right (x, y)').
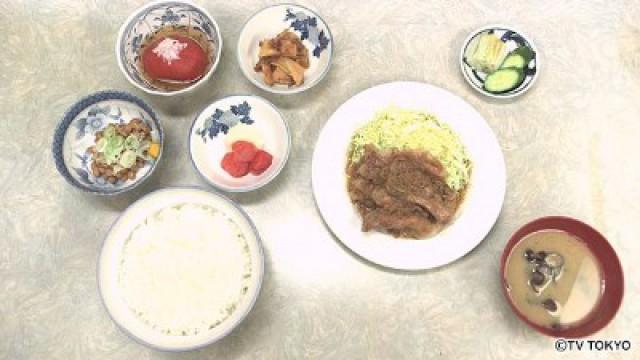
top-left (118, 203), bottom-right (252, 336)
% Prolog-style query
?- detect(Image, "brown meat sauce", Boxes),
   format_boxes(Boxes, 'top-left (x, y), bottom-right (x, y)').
top-left (347, 144), bottom-right (465, 238)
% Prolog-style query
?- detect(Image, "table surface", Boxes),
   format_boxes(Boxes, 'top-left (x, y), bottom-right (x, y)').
top-left (2, 1), bottom-right (639, 359)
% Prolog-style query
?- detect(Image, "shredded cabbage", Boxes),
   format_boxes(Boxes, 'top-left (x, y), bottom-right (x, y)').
top-left (349, 107), bottom-right (472, 190)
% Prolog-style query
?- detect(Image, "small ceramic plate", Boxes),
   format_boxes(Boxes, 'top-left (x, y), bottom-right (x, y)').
top-left (52, 90), bottom-right (163, 195)
top-left (237, 4), bottom-right (333, 94)
top-left (189, 95), bottom-right (291, 192)
top-left (501, 216), bottom-right (624, 338)
top-left (98, 187), bottom-right (264, 351)
top-left (460, 24), bottom-right (539, 99)
top-left (312, 81), bottom-right (506, 270)
top-left (116, 0), bottom-right (223, 96)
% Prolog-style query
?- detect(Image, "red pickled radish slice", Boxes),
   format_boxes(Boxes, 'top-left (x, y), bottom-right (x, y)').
top-left (231, 141), bottom-right (258, 162)
top-left (249, 150), bottom-right (273, 175)
top-left (221, 152), bottom-right (249, 178)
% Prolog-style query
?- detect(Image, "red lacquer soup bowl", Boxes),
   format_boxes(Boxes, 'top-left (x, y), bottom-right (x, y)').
top-left (500, 216), bottom-right (624, 338)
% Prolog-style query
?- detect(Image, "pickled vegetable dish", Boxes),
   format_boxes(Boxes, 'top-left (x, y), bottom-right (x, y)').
top-left (464, 30), bottom-right (536, 94)
top-left (254, 30), bottom-right (309, 87)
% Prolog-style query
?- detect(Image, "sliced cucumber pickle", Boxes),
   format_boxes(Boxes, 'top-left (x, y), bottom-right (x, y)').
top-left (483, 68), bottom-right (525, 94)
top-left (501, 53), bottom-right (527, 69)
top-left (500, 46), bottom-right (535, 70)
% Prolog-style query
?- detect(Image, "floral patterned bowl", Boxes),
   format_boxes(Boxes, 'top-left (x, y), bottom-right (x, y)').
top-left (116, 0), bottom-right (223, 96)
top-left (52, 90), bottom-right (164, 195)
top-left (460, 24), bottom-right (539, 99)
top-left (189, 95), bottom-right (291, 192)
top-left (237, 4), bottom-right (333, 94)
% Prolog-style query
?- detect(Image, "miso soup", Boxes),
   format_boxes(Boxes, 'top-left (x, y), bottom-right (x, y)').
top-left (504, 230), bottom-right (603, 330)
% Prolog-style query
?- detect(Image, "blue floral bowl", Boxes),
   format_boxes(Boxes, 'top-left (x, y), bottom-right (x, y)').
top-left (116, 0), bottom-right (223, 96)
top-left (460, 24), bottom-right (539, 99)
top-left (52, 90), bottom-right (164, 195)
top-left (237, 4), bottom-right (333, 94)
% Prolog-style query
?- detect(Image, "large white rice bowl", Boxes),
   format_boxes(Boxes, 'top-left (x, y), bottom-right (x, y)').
top-left (98, 188), bottom-right (264, 351)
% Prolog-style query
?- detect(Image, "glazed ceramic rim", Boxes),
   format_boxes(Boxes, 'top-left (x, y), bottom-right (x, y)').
top-left (236, 3), bottom-right (334, 95)
top-left (459, 24), bottom-right (540, 99)
top-left (188, 94), bottom-right (292, 192)
top-left (97, 186), bottom-right (265, 351)
top-left (500, 216), bottom-right (624, 338)
top-left (115, 0), bottom-right (223, 97)
top-left (51, 90), bottom-right (164, 196)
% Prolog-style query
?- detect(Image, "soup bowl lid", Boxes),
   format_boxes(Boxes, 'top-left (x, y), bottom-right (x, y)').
top-left (500, 216), bottom-right (624, 338)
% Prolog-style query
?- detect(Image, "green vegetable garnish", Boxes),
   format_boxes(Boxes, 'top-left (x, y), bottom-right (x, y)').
top-left (136, 140), bottom-right (151, 158)
top-left (103, 126), bottom-right (116, 139)
top-left (110, 134), bottom-right (124, 149)
top-left (124, 134), bottom-right (141, 151)
top-left (103, 145), bottom-right (121, 164)
top-left (349, 107), bottom-right (472, 191)
top-left (119, 150), bottom-right (137, 168)
top-left (94, 124), bottom-right (147, 169)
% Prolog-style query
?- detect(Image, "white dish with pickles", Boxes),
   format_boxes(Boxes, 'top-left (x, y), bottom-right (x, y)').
top-left (460, 25), bottom-right (539, 98)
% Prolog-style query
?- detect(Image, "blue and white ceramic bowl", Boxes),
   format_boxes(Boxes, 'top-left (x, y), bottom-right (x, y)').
top-left (237, 4), bottom-right (333, 94)
top-left (189, 95), bottom-right (291, 192)
top-left (460, 24), bottom-right (539, 99)
top-left (116, 0), bottom-right (223, 96)
top-left (52, 90), bottom-right (164, 195)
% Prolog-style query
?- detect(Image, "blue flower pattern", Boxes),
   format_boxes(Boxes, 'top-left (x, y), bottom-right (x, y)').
top-left (73, 151), bottom-right (98, 186)
top-left (73, 104), bottom-right (122, 140)
top-left (154, 8), bottom-right (181, 26)
top-left (196, 101), bottom-right (255, 142)
top-left (131, 34), bottom-right (143, 54)
top-left (285, 8), bottom-right (330, 57)
top-left (199, 19), bottom-right (213, 38)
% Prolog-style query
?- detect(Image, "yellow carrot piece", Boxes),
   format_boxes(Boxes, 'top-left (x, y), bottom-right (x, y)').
top-left (148, 143), bottom-right (160, 158)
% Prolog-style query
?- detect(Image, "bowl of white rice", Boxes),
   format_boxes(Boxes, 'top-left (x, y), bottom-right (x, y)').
top-left (98, 187), bottom-right (264, 351)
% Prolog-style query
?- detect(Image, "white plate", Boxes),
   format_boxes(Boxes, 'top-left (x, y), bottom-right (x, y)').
top-left (312, 81), bottom-right (506, 271)
top-left (237, 4), bottom-right (333, 94)
top-left (98, 187), bottom-right (264, 351)
top-left (189, 95), bottom-right (291, 192)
